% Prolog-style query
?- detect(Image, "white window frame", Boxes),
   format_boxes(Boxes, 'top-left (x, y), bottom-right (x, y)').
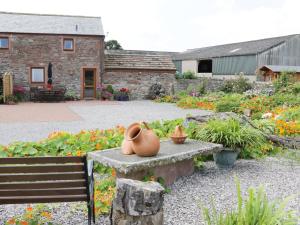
top-left (31, 67), bottom-right (45, 83)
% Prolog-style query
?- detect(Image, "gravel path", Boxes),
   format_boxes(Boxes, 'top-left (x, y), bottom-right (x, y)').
top-left (0, 101), bottom-right (208, 145)
top-left (1, 158), bottom-right (299, 225)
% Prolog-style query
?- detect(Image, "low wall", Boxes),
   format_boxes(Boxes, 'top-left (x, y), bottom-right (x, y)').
top-left (175, 78), bottom-right (274, 94)
top-left (175, 78), bottom-right (225, 93)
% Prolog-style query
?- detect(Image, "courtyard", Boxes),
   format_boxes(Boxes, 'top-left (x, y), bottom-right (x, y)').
top-left (0, 100), bottom-right (207, 145)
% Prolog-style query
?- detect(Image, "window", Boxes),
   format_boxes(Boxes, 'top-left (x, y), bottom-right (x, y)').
top-left (31, 68), bottom-right (45, 83)
top-left (63, 38), bottom-right (74, 51)
top-left (0, 37), bottom-right (9, 49)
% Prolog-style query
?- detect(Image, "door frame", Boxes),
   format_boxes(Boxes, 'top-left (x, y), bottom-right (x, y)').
top-left (82, 68), bottom-right (97, 99)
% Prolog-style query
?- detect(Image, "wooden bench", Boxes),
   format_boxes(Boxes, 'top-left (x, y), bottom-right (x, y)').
top-left (0, 156), bottom-right (95, 225)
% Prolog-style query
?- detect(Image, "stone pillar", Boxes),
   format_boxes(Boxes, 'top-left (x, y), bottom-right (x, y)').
top-left (111, 178), bottom-right (165, 225)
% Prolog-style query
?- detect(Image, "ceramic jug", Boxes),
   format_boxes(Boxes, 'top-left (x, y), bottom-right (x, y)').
top-left (121, 137), bottom-right (134, 155)
top-left (125, 122), bottom-right (160, 157)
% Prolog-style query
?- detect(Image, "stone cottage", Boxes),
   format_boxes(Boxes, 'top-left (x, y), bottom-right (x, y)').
top-left (104, 50), bottom-right (176, 99)
top-left (0, 12), bottom-right (105, 99)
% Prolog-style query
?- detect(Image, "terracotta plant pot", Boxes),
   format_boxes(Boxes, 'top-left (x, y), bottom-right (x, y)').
top-left (170, 125), bottom-right (187, 144)
top-left (124, 122), bottom-right (160, 157)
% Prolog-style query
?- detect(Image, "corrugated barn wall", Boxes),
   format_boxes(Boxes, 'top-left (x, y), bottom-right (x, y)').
top-left (173, 60), bottom-right (182, 73)
top-left (212, 55), bottom-right (257, 75)
top-left (257, 35), bottom-right (300, 67)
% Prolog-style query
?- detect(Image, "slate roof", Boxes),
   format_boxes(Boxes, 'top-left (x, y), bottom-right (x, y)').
top-left (0, 11), bottom-right (104, 36)
top-left (173, 34), bottom-right (299, 60)
top-left (260, 65), bottom-right (300, 73)
top-left (105, 50), bottom-right (177, 71)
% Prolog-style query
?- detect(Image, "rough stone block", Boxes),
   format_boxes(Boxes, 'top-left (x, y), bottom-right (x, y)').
top-left (113, 178), bottom-right (165, 216)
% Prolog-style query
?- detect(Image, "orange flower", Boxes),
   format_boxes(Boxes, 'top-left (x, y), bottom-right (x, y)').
top-left (66, 152), bottom-right (72, 156)
top-left (95, 143), bottom-right (102, 150)
top-left (111, 169), bottom-right (116, 177)
top-left (76, 150), bottom-right (82, 156)
top-left (7, 218), bottom-right (16, 225)
top-left (20, 221), bottom-right (29, 225)
top-left (26, 206), bottom-right (33, 211)
top-left (26, 213), bottom-right (33, 219)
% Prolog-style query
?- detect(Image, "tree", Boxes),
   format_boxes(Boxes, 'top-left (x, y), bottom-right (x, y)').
top-left (105, 40), bottom-right (123, 50)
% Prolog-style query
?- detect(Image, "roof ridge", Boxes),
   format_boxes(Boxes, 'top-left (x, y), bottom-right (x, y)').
top-left (186, 34), bottom-right (299, 52)
top-left (0, 11), bottom-right (101, 19)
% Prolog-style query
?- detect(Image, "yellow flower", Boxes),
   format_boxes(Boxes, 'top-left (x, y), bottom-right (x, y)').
top-left (41, 211), bottom-right (52, 219)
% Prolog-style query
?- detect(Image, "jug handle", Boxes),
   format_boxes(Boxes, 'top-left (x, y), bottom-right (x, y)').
top-left (141, 121), bottom-right (151, 130)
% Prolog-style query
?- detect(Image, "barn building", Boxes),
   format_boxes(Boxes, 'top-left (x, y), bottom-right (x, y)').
top-left (173, 34), bottom-right (300, 81)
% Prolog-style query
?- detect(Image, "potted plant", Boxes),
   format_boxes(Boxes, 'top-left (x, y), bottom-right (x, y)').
top-left (97, 84), bottom-right (113, 100)
top-left (114, 88), bottom-right (130, 101)
top-left (196, 118), bottom-right (264, 168)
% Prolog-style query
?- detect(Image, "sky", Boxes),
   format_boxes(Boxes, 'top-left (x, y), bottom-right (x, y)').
top-left (1, 0), bottom-right (300, 52)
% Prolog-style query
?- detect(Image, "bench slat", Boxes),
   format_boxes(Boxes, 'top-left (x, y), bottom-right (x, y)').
top-left (0, 187), bottom-right (87, 196)
top-left (0, 157), bottom-right (85, 165)
top-left (0, 195), bottom-right (87, 204)
top-left (0, 180), bottom-right (87, 189)
top-left (0, 172), bottom-right (85, 182)
top-left (0, 164), bottom-right (85, 174)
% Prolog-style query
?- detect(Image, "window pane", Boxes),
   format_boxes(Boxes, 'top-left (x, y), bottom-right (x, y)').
top-left (31, 68), bottom-right (44, 82)
top-left (0, 38), bottom-right (8, 48)
top-left (64, 40), bottom-right (73, 50)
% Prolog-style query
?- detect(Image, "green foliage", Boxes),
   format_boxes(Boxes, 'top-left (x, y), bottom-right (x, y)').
top-left (148, 119), bottom-right (184, 138)
top-left (182, 70), bottom-right (197, 79)
top-left (106, 85), bottom-right (114, 94)
top-left (273, 71), bottom-right (295, 92)
top-left (94, 177), bottom-right (116, 214)
top-left (105, 39), bottom-right (123, 50)
top-left (215, 94), bottom-right (244, 112)
top-left (201, 179), bottom-right (298, 225)
top-left (154, 95), bottom-right (178, 103)
top-left (195, 119), bottom-right (265, 151)
top-left (220, 75), bottom-right (252, 93)
top-left (175, 71), bottom-right (183, 79)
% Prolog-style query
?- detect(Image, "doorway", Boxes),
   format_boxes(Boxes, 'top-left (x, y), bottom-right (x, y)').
top-left (83, 68), bottom-right (96, 99)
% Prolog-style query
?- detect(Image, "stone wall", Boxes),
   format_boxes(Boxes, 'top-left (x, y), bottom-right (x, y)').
top-left (175, 77), bottom-right (225, 93)
top-left (0, 33), bottom-right (104, 98)
top-left (103, 70), bottom-right (176, 99)
top-left (175, 77), bottom-right (273, 94)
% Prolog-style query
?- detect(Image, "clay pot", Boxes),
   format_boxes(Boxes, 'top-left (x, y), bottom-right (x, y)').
top-left (125, 122), bottom-right (160, 157)
top-left (170, 125), bottom-right (187, 144)
top-left (121, 138), bottom-right (134, 155)
top-left (173, 125), bottom-right (186, 137)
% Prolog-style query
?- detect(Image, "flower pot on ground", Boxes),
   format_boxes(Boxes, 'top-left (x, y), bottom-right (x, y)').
top-left (195, 118), bottom-right (265, 168)
top-left (213, 148), bottom-right (239, 168)
top-left (114, 88), bottom-right (130, 101)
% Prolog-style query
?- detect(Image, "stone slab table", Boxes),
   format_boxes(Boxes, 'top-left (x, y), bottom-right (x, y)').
top-left (88, 140), bottom-right (223, 186)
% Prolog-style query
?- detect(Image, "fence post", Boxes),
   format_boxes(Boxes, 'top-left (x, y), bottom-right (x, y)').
top-left (110, 178), bottom-right (165, 225)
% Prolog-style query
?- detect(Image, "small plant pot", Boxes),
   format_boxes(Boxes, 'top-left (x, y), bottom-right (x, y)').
top-left (213, 149), bottom-right (239, 169)
top-left (170, 136), bottom-right (187, 144)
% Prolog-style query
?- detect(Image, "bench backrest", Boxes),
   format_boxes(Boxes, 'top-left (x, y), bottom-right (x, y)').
top-left (0, 156), bottom-right (92, 204)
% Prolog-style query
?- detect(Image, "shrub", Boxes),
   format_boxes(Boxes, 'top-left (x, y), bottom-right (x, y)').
top-left (106, 85), bottom-right (114, 94)
top-left (215, 94), bottom-right (243, 112)
top-left (220, 75), bottom-right (252, 93)
top-left (182, 70), bottom-right (196, 79)
top-left (273, 71), bottom-right (295, 92)
top-left (148, 83), bottom-right (166, 100)
top-left (175, 71), bottom-right (183, 79)
top-left (195, 118), bottom-right (265, 151)
top-left (201, 179), bottom-right (298, 225)
top-left (13, 85), bottom-right (27, 101)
